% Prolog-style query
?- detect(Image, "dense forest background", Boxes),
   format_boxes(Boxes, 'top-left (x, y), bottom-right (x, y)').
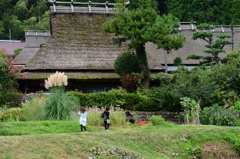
top-left (0, 0), bottom-right (239, 40)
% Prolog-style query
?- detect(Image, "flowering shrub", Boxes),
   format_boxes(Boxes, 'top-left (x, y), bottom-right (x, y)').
top-left (0, 48), bottom-right (26, 107)
top-left (0, 48), bottom-right (27, 79)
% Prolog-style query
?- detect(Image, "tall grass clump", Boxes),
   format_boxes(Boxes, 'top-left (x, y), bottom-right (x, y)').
top-left (86, 106), bottom-right (127, 127)
top-left (43, 72), bottom-right (79, 120)
top-left (21, 94), bottom-right (47, 121)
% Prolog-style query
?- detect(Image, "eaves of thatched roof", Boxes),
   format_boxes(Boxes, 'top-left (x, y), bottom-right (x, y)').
top-left (18, 71), bottom-right (162, 80)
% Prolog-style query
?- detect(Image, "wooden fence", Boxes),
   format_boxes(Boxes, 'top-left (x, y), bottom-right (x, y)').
top-left (131, 111), bottom-right (181, 123)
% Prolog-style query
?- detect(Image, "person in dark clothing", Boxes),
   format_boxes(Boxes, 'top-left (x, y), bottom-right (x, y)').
top-left (103, 106), bottom-right (110, 132)
top-left (125, 111), bottom-right (135, 124)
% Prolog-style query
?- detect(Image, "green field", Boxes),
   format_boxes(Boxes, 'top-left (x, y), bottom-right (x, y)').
top-left (0, 121), bottom-right (239, 159)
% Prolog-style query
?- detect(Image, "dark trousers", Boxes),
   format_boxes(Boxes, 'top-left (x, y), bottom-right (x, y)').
top-left (104, 121), bottom-right (110, 130)
top-left (80, 124), bottom-right (86, 131)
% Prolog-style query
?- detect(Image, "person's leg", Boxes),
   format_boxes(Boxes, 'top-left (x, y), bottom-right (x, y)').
top-left (80, 124), bottom-right (83, 131)
top-left (104, 121), bottom-right (107, 130)
top-left (107, 123), bottom-right (110, 130)
top-left (83, 126), bottom-right (86, 131)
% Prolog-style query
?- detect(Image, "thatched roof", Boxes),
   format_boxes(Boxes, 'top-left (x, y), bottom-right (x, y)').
top-left (23, 12), bottom-right (165, 74)
top-left (146, 28), bottom-right (239, 65)
top-left (15, 31), bottom-right (50, 65)
top-left (15, 48), bottom-right (40, 65)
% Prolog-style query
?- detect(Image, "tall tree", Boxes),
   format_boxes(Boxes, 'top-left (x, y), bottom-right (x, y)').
top-left (103, 0), bottom-right (185, 89)
top-left (13, 0), bottom-right (29, 21)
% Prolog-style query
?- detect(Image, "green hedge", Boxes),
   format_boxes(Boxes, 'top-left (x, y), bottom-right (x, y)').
top-left (67, 88), bottom-right (162, 111)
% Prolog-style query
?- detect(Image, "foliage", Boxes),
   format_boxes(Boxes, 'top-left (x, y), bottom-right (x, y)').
top-left (86, 106), bottom-right (127, 127)
top-left (152, 67), bottom-right (214, 111)
top-left (148, 115), bottom-right (165, 125)
top-left (173, 56), bottom-right (182, 66)
top-left (0, 107), bottom-right (22, 122)
top-left (166, 0), bottom-right (237, 25)
top-left (43, 86), bottom-right (79, 121)
top-left (21, 94), bottom-right (47, 121)
top-left (0, 21), bottom-right (4, 34)
top-left (43, 72), bottom-right (78, 120)
top-left (120, 73), bottom-right (142, 92)
top-left (0, 48), bottom-right (26, 108)
top-left (200, 104), bottom-right (239, 126)
top-left (68, 88), bottom-right (162, 111)
top-left (180, 97), bottom-right (201, 125)
top-left (114, 52), bottom-right (141, 76)
top-left (103, 0), bottom-right (185, 89)
top-left (13, 0), bottom-right (29, 21)
top-left (0, 0), bottom-right (50, 40)
top-left (14, 48), bottom-right (23, 55)
top-left (189, 23), bottom-right (233, 65)
top-left (233, 101), bottom-right (240, 114)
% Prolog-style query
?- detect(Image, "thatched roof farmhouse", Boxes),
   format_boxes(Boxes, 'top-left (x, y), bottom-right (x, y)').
top-left (16, 1), bottom-right (240, 93)
top-left (17, 1), bottom-right (165, 93)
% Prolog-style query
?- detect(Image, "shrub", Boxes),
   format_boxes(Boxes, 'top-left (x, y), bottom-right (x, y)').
top-left (200, 104), bottom-right (238, 126)
top-left (148, 115), bottom-right (165, 126)
top-left (21, 95), bottom-right (47, 121)
top-left (68, 88), bottom-right (163, 111)
top-left (0, 107), bottom-right (22, 122)
top-left (14, 48), bottom-right (23, 55)
top-left (0, 48), bottom-right (27, 108)
top-left (114, 52), bottom-right (141, 76)
top-left (233, 101), bottom-right (240, 114)
top-left (121, 73), bottom-right (142, 92)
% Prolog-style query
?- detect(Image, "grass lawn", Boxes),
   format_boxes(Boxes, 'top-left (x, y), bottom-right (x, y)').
top-left (0, 121), bottom-right (240, 159)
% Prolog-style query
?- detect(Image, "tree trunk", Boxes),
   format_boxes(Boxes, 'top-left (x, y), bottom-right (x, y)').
top-left (136, 45), bottom-right (150, 89)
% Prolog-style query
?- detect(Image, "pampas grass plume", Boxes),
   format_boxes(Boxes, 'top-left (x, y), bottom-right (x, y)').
top-left (44, 71), bottom-right (68, 89)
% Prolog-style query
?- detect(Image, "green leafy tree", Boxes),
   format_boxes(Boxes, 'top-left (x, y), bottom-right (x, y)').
top-left (0, 0), bottom-right (12, 17)
top-left (13, 0), bottom-right (29, 21)
top-left (9, 16), bottom-right (24, 40)
top-left (166, 0), bottom-right (236, 25)
top-left (103, 0), bottom-right (185, 89)
top-left (35, 11), bottom-right (50, 30)
top-left (231, 0), bottom-right (240, 24)
top-left (22, 16), bottom-right (37, 30)
top-left (187, 23), bottom-right (233, 65)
